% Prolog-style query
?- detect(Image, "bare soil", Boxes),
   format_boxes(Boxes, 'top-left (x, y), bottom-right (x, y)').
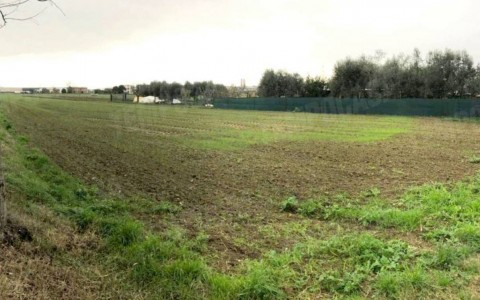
top-left (7, 108), bottom-right (480, 269)
top-left (2, 219), bottom-right (33, 246)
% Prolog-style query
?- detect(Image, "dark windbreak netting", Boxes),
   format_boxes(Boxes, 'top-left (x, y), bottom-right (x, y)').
top-left (213, 97), bottom-right (480, 117)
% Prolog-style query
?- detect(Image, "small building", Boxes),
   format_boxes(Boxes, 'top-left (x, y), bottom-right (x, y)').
top-left (70, 87), bottom-right (88, 94)
top-left (228, 85), bottom-right (258, 98)
top-left (123, 85), bottom-right (136, 94)
top-left (0, 87), bottom-right (23, 93)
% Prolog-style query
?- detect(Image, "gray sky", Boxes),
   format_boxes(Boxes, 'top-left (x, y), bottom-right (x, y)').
top-left (1, 0), bottom-right (480, 88)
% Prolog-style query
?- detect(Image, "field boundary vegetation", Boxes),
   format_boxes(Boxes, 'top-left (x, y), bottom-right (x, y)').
top-left (257, 49), bottom-right (480, 100)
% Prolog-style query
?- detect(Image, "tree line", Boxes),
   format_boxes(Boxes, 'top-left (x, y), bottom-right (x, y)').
top-left (135, 81), bottom-right (229, 101)
top-left (258, 70), bottom-right (329, 97)
top-left (258, 49), bottom-right (480, 99)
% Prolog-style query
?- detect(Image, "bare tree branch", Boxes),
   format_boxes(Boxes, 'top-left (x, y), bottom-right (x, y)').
top-left (0, 8), bottom-right (6, 29)
top-left (5, 6), bottom-right (46, 21)
top-left (0, 0), bottom-right (63, 29)
top-left (48, 0), bottom-right (64, 16)
top-left (3, 4), bottom-right (21, 17)
top-left (0, 0), bottom-right (31, 10)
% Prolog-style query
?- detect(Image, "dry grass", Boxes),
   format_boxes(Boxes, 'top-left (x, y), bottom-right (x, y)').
top-left (0, 193), bottom-right (146, 300)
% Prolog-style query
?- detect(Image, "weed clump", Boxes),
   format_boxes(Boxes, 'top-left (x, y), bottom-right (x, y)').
top-left (280, 196), bottom-right (298, 213)
top-left (152, 201), bottom-right (182, 214)
top-left (468, 155), bottom-right (480, 164)
top-left (421, 243), bottom-right (470, 270)
top-left (298, 200), bottom-right (323, 217)
top-left (238, 261), bottom-right (286, 300)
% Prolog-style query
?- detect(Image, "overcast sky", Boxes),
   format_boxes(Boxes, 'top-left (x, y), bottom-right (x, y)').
top-left (1, 0), bottom-right (480, 89)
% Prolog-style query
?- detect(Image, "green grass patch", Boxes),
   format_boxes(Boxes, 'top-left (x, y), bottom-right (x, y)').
top-left (468, 155), bottom-right (480, 164)
top-left (288, 177), bottom-right (480, 236)
top-left (1, 95), bottom-right (413, 151)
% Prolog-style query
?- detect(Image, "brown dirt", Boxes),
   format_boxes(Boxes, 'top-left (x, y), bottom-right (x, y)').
top-left (2, 219), bottom-right (33, 246)
top-left (12, 116), bottom-right (480, 203)
top-left (6, 106), bottom-right (480, 268)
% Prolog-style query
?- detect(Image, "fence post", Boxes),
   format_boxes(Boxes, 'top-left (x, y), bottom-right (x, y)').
top-left (0, 178), bottom-right (5, 229)
top-left (0, 148), bottom-right (6, 235)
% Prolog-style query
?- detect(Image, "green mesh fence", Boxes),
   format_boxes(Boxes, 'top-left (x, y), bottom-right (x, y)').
top-left (111, 93), bottom-right (135, 102)
top-left (213, 97), bottom-right (480, 117)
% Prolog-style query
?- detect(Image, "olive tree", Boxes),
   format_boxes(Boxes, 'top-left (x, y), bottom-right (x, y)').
top-left (258, 69), bottom-right (305, 97)
top-left (330, 56), bottom-right (377, 98)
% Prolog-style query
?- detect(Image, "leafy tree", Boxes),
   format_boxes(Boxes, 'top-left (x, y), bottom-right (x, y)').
top-left (423, 49), bottom-right (475, 98)
top-left (135, 81), bottom-right (228, 102)
top-left (192, 82), bottom-right (207, 101)
top-left (258, 69), bottom-right (277, 97)
top-left (369, 55), bottom-right (409, 98)
top-left (329, 49), bottom-right (478, 99)
top-left (303, 76), bottom-right (329, 97)
top-left (136, 84), bottom-right (151, 97)
top-left (61, 88), bottom-right (67, 94)
top-left (258, 70), bottom-right (304, 97)
top-left (330, 56), bottom-right (377, 98)
top-left (403, 48), bottom-right (425, 98)
top-left (214, 84), bottom-right (229, 98)
top-left (182, 81), bottom-right (193, 100)
top-left (112, 85), bottom-right (127, 94)
top-left (168, 82), bottom-right (183, 100)
top-left (465, 65), bottom-right (480, 96)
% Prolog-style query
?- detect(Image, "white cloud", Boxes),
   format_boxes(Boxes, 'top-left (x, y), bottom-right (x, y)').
top-left (1, 0), bottom-right (480, 88)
